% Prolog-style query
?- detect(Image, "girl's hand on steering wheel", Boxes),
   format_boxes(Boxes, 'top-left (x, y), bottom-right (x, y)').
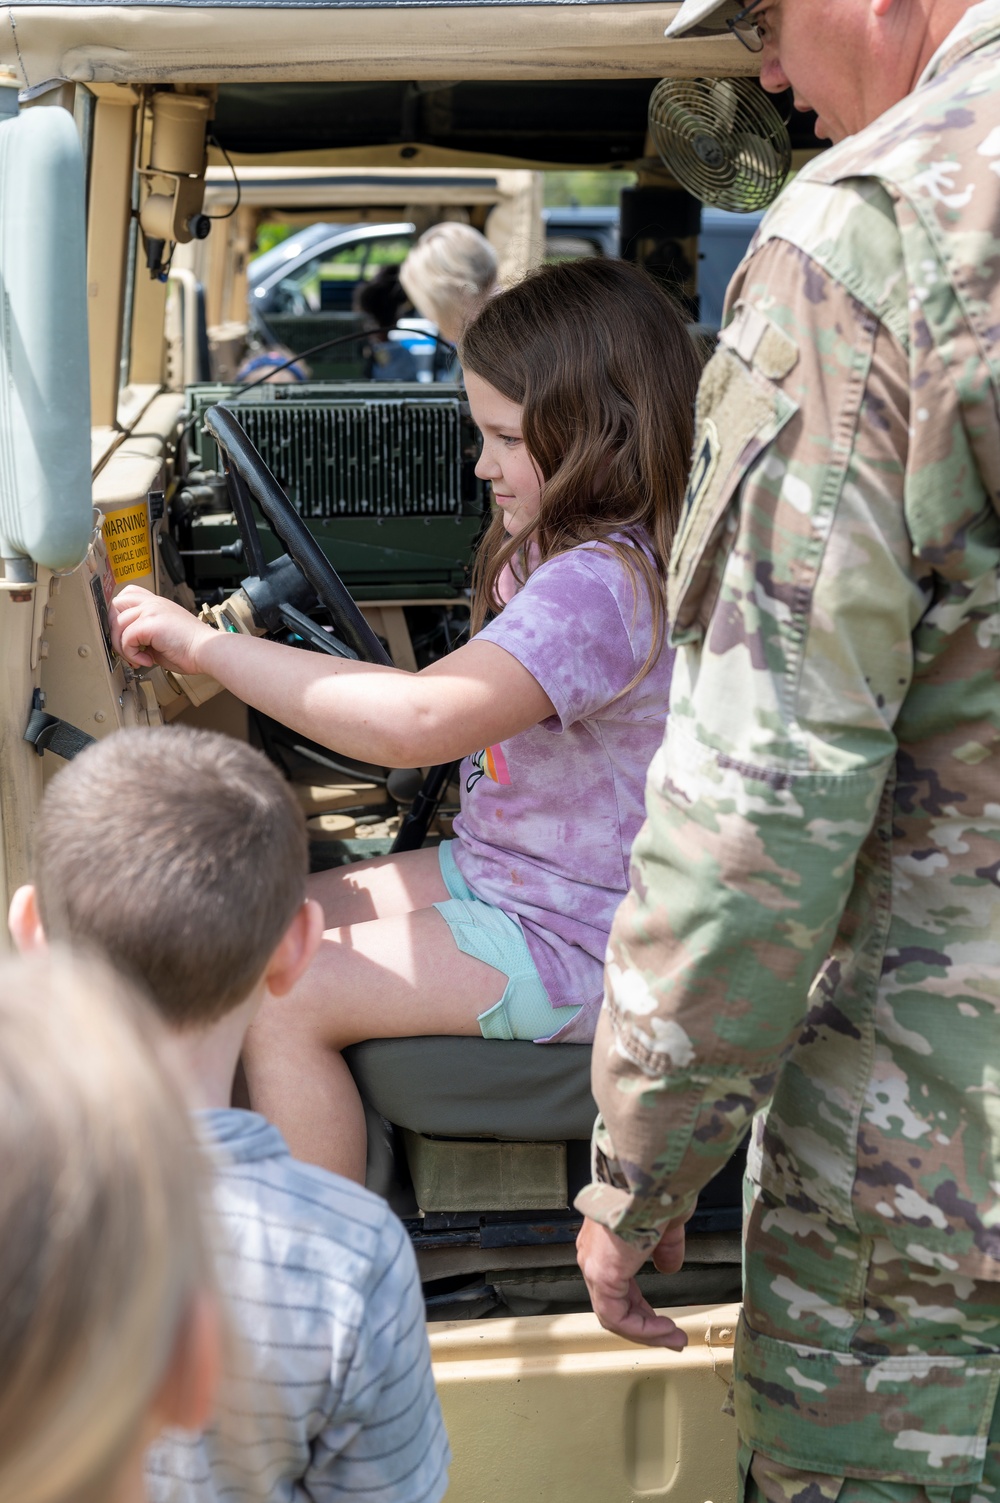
top-left (110, 586), bottom-right (216, 677)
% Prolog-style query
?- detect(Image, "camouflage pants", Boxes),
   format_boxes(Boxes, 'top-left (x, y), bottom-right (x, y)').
top-left (742, 1443), bottom-right (1000, 1503)
top-left (733, 1186), bottom-right (1000, 1498)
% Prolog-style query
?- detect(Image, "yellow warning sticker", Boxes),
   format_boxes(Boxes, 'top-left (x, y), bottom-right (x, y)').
top-left (102, 503), bottom-right (152, 584)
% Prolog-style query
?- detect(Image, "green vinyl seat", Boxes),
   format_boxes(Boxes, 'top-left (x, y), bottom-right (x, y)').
top-left (343, 1036), bottom-right (596, 1141)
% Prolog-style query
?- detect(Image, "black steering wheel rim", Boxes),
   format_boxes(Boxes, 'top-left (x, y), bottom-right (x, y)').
top-left (204, 403), bottom-right (392, 667)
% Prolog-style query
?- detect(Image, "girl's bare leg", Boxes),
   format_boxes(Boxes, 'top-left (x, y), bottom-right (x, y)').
top-left (306, 843), bottom-right (452, 928)
top-left (243, 848), bottom-right (507, 1182)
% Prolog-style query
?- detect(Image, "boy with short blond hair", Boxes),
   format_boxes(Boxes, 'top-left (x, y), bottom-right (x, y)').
top-left (10, 725), bottom-right (449, 1503)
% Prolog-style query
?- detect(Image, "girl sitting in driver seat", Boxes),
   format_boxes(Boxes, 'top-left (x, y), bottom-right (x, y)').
top-left (112, 257), bottom-right (702, 1182)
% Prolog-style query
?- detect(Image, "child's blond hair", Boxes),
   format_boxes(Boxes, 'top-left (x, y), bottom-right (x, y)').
top-left (0, 949), bottom-right (212, 1503)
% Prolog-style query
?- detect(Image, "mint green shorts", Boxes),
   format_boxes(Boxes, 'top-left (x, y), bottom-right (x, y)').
top-left (435, 840), bottom-right (582, 1042)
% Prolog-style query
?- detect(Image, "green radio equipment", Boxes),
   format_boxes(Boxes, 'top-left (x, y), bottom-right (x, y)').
top-left (177, 380), bottom-right (487, 603)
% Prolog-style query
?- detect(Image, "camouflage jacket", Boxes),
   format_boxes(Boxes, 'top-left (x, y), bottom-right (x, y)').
top-left (577, 5), bottom-right (1000, 1277)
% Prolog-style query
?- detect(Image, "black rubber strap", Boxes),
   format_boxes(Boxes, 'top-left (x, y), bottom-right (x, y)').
top-left (24, 709), bottom-right (96, 760)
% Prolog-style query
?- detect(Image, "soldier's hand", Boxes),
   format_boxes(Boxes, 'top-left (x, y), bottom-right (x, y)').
top-left (576, 1216), bottom-right (689, 1349)
top-left (649, 1216), bottom-right (688, 1275)
top-left (111, 585), bottom-right (216, 677)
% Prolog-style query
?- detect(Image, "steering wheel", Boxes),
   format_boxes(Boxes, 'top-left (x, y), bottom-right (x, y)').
top-left (203, 404), bottom-right (449, 855)
top-left (204, 404), bottom-right (392, 667)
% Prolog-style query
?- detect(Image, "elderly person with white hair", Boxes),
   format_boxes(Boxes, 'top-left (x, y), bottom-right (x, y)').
top-left (399, 222), bottom-right (499, 347)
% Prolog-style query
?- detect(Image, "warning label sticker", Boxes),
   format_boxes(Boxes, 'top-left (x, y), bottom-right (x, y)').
top-left (103, 503), bottom-right (152, 584)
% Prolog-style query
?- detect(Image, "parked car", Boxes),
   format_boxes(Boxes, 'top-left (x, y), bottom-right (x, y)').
top-left (247, 219), bottom-right (416, 377)
top-left (698, 206), bottom-right (765, 328)
top-left (545, 201), bottom-right (763, 327)
top-left (542, 204), bottom-right (620, 259)
top-left (189, 166), bottom-right (544, 378)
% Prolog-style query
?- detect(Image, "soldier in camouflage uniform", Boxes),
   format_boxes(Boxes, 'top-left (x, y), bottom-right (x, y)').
top-left (575, 0), bottom-right (1000, 1497)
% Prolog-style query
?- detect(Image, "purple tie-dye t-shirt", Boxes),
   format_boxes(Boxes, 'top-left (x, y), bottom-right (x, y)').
top-left (452, 536), bottom-right (673, 1043)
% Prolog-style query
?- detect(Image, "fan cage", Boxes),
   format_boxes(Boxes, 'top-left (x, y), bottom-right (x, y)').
top-left (648, 77), bottom-right (791, 213)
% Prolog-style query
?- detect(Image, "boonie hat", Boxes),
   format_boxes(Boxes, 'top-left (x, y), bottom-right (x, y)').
top-left (664, 0), bottom-right (740, 38)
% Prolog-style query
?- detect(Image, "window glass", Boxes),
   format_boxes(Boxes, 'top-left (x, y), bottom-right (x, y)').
top-left (272, 233), bottom-right (413, 315)
top-left (362, 235), bottom-right (412, 276)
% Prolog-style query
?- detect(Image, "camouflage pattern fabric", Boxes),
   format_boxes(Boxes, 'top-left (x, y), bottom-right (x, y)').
top-left (576, 0), bottom-right (1000, 1484)
top-left (736, 1193), bottom-right (1000, 1483)
top-left (742, 1441), bottom-right (1000, 1503)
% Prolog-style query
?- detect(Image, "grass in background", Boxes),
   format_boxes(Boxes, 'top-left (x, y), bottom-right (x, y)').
top-left (543, 171), bottom-right (635, 207)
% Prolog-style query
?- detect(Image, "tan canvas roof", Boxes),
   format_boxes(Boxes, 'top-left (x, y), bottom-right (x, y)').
top-left (0, 2), bottom-right (753, 87)
top-left (201, 165), bottom-right (536, 207)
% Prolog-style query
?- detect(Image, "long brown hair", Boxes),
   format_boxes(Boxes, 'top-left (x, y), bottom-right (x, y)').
top-left (460, 258), bottom-right (701, 684)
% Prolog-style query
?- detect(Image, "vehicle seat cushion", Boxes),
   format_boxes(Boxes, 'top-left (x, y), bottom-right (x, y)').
top-left (343, 1037), bottom-right (596, 1141)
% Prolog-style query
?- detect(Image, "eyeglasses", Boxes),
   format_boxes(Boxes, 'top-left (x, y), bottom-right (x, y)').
top-left (726, 0), bottom-right (765, 52)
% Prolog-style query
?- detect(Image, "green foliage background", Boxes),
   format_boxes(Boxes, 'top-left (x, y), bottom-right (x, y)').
top-left (251, 172), bottom-right (632, 259)
top-left (542, 171), bottom-right (634, 207)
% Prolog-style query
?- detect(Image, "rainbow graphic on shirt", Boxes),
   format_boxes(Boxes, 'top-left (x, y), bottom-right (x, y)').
top-left (465, 742), bottom-right (511, 793)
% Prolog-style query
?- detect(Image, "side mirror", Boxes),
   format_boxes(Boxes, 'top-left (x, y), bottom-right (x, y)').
top-left (0, 105), bottom-right (92, 575)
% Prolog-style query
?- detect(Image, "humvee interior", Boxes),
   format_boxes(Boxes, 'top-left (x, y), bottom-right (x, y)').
top-left (0, 5), bottom-right (829, 1492)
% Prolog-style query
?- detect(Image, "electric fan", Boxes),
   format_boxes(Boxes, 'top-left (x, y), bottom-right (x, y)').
top-left (647, 77), bottom-right (792, 212)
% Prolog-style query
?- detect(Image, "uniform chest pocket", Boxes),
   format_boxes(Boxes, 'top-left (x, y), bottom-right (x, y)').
top-left (668, 317), bottom-right (799, 646)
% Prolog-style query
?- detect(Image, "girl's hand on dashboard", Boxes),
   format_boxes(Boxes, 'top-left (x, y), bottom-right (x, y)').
top-left (110, 585), bottom-right (216, 678)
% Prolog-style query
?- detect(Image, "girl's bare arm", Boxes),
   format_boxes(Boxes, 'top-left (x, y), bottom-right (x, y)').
top-left (110, 586), bottom-right (554, 767)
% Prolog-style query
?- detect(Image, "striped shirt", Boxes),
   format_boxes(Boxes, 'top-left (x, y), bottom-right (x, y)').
top-left (146, 1109), bottom-right (450, 1503)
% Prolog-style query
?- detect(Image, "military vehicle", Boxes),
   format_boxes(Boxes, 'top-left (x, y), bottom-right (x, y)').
top-left (0, 4), bottom-right (824, 1495)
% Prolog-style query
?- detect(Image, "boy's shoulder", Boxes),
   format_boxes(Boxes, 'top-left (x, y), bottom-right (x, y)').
top-left (148, 1110), bottom-right (448, 1503)
top-left (198, 1108), bottom-right (408, 1296)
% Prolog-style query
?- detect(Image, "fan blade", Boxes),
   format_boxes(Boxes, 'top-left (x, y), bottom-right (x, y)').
top-left (707, 78), bottom-right (741, 135)
top-left (733, 131), bottom-right (785, 180)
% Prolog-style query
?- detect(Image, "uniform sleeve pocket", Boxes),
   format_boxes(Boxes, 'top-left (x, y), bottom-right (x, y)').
top-left (668, 306), bottom-right (799, 646)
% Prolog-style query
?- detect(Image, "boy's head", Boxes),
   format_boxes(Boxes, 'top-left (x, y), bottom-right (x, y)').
top-left (20, 726), bottom-right (309, 1028)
